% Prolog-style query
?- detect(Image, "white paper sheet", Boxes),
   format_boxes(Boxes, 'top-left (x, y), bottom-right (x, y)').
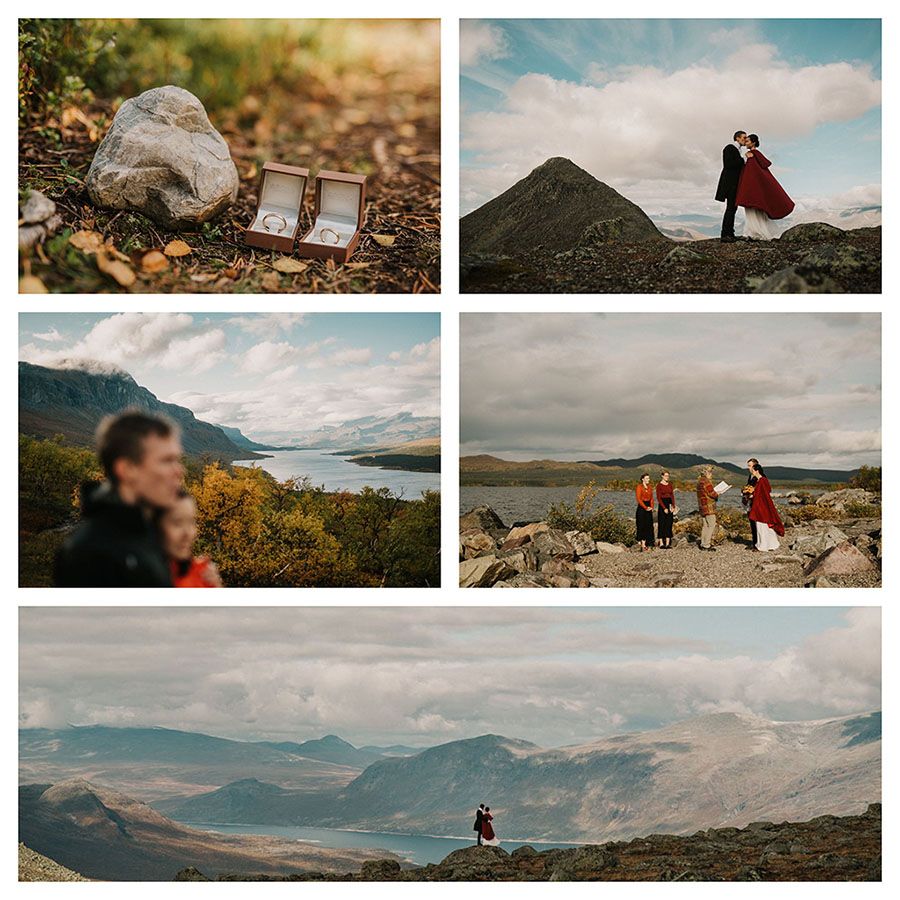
top-left (714, 481), bottom-right (731, 494)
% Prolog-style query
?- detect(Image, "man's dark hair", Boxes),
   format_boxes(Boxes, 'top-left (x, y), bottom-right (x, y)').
top-left (96, 410), bottom-right (177, 483)
top-left (479, 803), bottom-right (485, 809)
top-left (747, 133), bottom-right (760, 148)
top-left (733, 130), bottom-right (746, 141)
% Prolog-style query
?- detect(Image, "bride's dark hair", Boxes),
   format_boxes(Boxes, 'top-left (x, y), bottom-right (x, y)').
top-left (748, 134), bottom-right (760, 148)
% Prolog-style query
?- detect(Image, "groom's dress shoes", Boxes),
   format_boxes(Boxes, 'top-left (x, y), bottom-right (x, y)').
top-left (720, 236), bottom-right (736, 243)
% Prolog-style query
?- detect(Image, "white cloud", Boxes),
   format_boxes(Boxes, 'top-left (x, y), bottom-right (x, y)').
top-left (461, 48), bottom-right (881, 215)
top-left (240, 340), bottom-right (297, 375)
top-left (460, 21), bottom-right (510, 67)
top-left (33, 327), bottom-right (63, 342)
top-left (228, 313), bottom-right (307, 338)
top-left (18, 608), bottom-right (880, 747)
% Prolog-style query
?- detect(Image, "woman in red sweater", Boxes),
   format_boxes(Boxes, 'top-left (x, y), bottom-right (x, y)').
top-left (635, 473), bottom-right (655, 551)
top-left (157, 488), bottom-right (222, 587)
top-left (655, 471), bottom-right (677, 549)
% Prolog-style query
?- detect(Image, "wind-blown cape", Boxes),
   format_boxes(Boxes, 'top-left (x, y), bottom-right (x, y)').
top-left (748, 476), bottom-right (785, 536)
top-left (735, 150), bottom-right (794, 220)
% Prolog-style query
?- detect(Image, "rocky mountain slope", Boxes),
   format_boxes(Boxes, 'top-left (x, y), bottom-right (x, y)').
top-left (19, 362), bottom-right (259, 461)
top-left (177, 804), bottom-right (882, 881)
top-left (292, 412), bottom-right (440, 450)
top-left (19, 843), bottom-right (90, 881)
top-left (19, 780), bottom-right (396, 882)
top-left (460, 157), bottom-right (663, 255)
top-left (159, 713), bottom-right (880, 843)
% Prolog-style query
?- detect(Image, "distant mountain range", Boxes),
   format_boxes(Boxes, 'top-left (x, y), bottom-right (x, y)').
top-left (19, 779), bottom-right (394, 881)
top-left (28, 712), bottom-right (879, 845)
top-left (460, 453), bottom-right (859, 486)
top-left (19, 362), bottom-right (260, 462)
top-left (292, 412), bottom-right (440, 450)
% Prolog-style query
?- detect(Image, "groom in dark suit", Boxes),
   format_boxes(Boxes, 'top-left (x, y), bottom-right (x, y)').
top-left (716, 130), bottom-right (747, 243)
top-left (473, 803), bottom-right (485, 845)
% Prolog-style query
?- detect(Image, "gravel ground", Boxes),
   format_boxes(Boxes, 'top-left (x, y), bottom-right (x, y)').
top-left (19, 844), bottom-right (90, 881)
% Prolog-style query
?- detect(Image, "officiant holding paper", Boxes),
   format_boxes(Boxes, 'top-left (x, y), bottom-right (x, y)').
top-left (697, 465), bottom-right (727, 551)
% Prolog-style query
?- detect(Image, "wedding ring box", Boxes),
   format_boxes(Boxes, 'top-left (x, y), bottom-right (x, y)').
top-left (244, 162), bottom-right (309, 253)
top-left (297, 170), bottom-right (367, 263)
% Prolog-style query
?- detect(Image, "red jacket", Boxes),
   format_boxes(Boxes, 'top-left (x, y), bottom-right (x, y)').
top-left (697, 477), bottom-right (718, 516)
top-left (735, 150), bottom-right (794, 220)
top-left (635, 483), bottom-right (654, 511)
top-left (748, 476), bottom-right (785, 536)
top-left (171, 557), bottom-right (218, 588)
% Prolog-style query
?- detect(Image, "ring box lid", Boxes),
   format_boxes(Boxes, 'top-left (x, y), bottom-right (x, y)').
top-left (257, 161), bottom-right (309, 217)
top-left (313, 170), bottom-right (367, 230)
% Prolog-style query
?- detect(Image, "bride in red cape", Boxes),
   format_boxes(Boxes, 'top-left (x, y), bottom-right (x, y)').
top-left (747, 461), bottom-right (785, 551)
top-left (736, 133), bottom-right (795, 240)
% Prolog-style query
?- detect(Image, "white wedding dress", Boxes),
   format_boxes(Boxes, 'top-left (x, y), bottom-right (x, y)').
top-left (744, 206), bottom-right (775, 240)
top-left (755, 521), bottom-right (780, 551)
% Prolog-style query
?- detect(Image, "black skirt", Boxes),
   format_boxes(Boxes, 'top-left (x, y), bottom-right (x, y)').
top-left (635, 506), bottom-right (655, 544)
top-left (657, 505), bottom-right (674, 540)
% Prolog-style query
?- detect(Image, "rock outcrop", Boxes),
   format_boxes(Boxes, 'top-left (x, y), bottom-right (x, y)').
top-left (86, 85), bottom-right (239, 230)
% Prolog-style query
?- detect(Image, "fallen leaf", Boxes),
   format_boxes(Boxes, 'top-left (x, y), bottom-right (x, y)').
top-left (223, 267), bottom-right (238, 278)
top-left (241, 163), bottom-right (258, 181)
top-left (371, 234), bottom-right (396, 247)
top-left (69, 230), bottom-right (105, 254)
top-left (141, 250), bottom-right (169, 273)
top-left (272, 257), bottom-right (308, 274)
top-left (164, 239), bottom-right (192, 257)
top-left (345, 262), bottom-right (371, 269)
top-left (19, 274), bottom-right (47, 293)
top-left (96, 250), bottom-right (136, 287)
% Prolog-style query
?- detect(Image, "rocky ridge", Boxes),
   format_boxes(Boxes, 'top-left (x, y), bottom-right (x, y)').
top-left (176, 804), bottom-right (881, 881)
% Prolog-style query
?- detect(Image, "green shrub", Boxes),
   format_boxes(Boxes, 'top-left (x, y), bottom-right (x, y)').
top-left (547, 481), bottom-right (635, 545)
top-left (675, 507), bottom-right (751, 543)
top-left (850, 465), bottom-right (881, 493)
top-left (844, 502), bottom-right (881, 519)
top-left (18, 19), bottom-right (116, 123)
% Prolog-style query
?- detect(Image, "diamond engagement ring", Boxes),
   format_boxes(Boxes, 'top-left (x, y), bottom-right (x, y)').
top-left (262, 213), bottom-right (288, 234)
top-left (319, 227), bottom-right (341, 245)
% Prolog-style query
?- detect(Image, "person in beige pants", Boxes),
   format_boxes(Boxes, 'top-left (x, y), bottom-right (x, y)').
top-left (696, 465), bottom-right (720, 551)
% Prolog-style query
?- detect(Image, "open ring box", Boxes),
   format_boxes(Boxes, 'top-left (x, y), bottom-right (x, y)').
top-left (297, 170), bottom-right (367, 263)
top-left (244, 162), bottom-right (309, 253)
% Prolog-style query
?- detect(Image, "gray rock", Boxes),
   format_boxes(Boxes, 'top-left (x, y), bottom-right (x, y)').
top-left (815, 488), bottom-right (877, 513)
top-left (85, 85), bottom-right (239, 230)
top-left (460, 505), bottom-right (507, 532)
top-left (801, 244), bottom-right (878, 280)
top-left (595, 541), bottom-right (626, 554)
top-left (565, 530), bottom-right (597, 557)
top-left (19, 190), bottom-right (63, 251)
top-left (753, 264), bottom-right (843, 293)
top-left (803, 541), bottom-right (876, 580)
top-left (531, 529), bottom-right (575, 560)
top-left (459, 555), bottom-right (515, 588)
top-left (578, 217), bottom-right (627, 245)
top-left (653, 571), bottom-right (683, 587)
top-left (660, 247), bottom-right (712, 268)
top-left (779, 222), bottom-right (846, 242)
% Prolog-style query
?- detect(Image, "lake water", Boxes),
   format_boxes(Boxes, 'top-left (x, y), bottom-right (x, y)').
top-left (460, 485), bottom-right (791, 523)
top-left (190, 822), bottom-right (579, 866)
top-left (241, 449), bottom-right (440, 497)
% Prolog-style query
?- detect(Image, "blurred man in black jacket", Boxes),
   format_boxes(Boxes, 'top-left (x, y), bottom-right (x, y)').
top-left (54, 411), bottom-right (184, 587)
top-left (716, 130), bottom-right (747, 242)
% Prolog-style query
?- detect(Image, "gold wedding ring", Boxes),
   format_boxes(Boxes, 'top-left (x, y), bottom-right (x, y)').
top-left (262, 213), bottom-right (288, 234)
top-left (319, 227), bottom-right (341, 245)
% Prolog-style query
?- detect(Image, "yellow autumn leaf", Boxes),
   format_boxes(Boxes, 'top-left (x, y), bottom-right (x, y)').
top-left (69, 230), bottom-right (105, 254)
top-left (19, 274), bottom-right (48, 293)
top-left (371, 234), bottom-right (396, 247)
top-left (141, 250), bottom-right (169, 273)
top-left (163, 239), bottom-right (192, 257)
top-left (272, 257), bottom-right (308, 274)
top-left (96, 250), bottom-right (136, 287)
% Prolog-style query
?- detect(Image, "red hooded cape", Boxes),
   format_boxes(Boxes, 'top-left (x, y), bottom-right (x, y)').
top-left (748, 476), bottom-right (785, 536)
top-left (735, 150), bottom-right (794, 220)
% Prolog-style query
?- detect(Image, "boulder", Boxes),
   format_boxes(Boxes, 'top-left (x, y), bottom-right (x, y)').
top-left (175, 867), bottom-right (210, 881)
top-left (460, 505), bottom-right (507, 533)
top-left (578, 217), bottom-right (627, 245)
top-left (531, 529), bottom-right (575, 560)
top-left (497, 547), bottom-right (537, 573)
top-left (779, 222), bottom-right (846, 242)
top-left (501, 521), bottom-right (549, 550)
top-left (19, 190), bottom-right (63, 251)
top-left (752, 265), bottom-right (843, 293)
top-left (459, 555), bottom-right (515, 588)
top-left (505, 573), bottom-right (553, 587)
top-left (541, 558), bottom-right (577, 577)
top-left (815, 488), bottom-right (877, 513)
top-left (595, 541), bottom-right (626, 554)
top-left (801, 244), bottom-right (879, 281)
top-left (790, 525), bottom-right (848, 557)
top-left (459, 529), bottom-right (496, 559)
top-left (565, 530), bottom-right (597, 557)
top-left (803, 541), bottom-right (876, 580)
top-left (86, 85), bottom-right (239, 230)
top-left (435, 846), bottom-right (513, 880)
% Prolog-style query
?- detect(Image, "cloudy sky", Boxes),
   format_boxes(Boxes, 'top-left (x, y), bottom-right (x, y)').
top-left (460, 19), bottom-right (882, 223)
top-left (460, 313), bottom-right (881, 469)
top-left (19, 313), bottom-right (440, 444)
top-left (19, 607), bottom-right (879, 747)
